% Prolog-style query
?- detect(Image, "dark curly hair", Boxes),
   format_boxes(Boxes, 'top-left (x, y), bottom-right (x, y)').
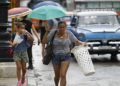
top-left (58, 21), bottom-right (67, 28)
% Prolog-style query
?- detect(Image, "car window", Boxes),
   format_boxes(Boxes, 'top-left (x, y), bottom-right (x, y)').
top-left (79, 15), bottom-right (119, 26)
top-left (61, 16), bottom-right (72, 25)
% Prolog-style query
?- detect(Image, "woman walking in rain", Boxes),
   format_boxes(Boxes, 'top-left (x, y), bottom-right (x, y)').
top-left (42, 21), bottom-right (86, 86)
top-left (9, 22), bottom-right (33, 86)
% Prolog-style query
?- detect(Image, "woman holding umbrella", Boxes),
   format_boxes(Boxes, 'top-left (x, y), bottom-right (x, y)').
top-left (42, 21), bottom-right (87, 86)
top-left (27, 4), bottom-right (67, 58)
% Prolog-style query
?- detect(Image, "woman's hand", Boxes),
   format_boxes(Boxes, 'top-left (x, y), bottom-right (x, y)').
top-left (81, 42), bottom-right (88, 46)
top-left (42, 20), bottom-right (50, 32)
top-left (75, 40), bottom-right (88, 46)
top-left (22, 29), bottom-right (28, 35)
top-left (8, 41), bottom-right (13, 45)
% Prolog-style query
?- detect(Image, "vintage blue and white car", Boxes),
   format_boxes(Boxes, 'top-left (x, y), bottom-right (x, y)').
top-left (68, 10), bottom-right (120, 61)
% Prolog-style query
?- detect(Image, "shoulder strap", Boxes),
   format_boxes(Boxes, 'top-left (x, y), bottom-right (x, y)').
top-left (50, 30), bottom-right (57, 44)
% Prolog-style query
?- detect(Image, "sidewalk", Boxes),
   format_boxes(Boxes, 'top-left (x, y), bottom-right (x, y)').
top-left (0, 78), bottom-right (17, 86)
top-left (0, 34), bottom-right (40, 86)
top-left (0, 43), bottom-right (41, 86)
top-left (28, 43), bottom-right (120, 86)
top-left (27, 41), bottom-right (55, 86)
top-left (2, 34), bottom-right (120, 86)
top-left (27, 43), bottom-right (43, 86)
top-left (28, 43), bottom-right (92, 86)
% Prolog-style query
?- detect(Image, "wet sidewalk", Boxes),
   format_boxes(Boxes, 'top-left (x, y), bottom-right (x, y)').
top-left (28, 43), bottom-right (120, 86)
top-left (1, 36), bottom-right (120, 86)
top-left (27, 43), bottom-right (55, 86)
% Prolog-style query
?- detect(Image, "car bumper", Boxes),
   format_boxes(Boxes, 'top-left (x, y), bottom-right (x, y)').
top-left (88, 46), bottom-right (120, 54)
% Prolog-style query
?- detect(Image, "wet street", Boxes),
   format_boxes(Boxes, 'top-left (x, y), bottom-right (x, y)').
top-left (1, 38), bottom-right (120, 86)
top-left (29, 42), bottom-right (120, 86)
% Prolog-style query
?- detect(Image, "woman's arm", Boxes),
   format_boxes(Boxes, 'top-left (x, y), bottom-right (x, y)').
top-left (42, 31), bottom-right (49, 44)
top-left (42, 21), bottom-right (51, 44)
top-left (9, 40), bottom-right (18, 47)
top-left (42, 28), bottom-right (57, 44)
top-left (68, 30), bottom-right (87, 46)
top-left (32, 24), bottom-right (40, 44)
top-left (75, 39), bottom-right (87, 46)
top-left (25, 31), bottom-right (34, 42)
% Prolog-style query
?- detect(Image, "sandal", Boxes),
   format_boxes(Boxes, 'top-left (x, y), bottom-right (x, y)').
top-left (17, 80), bottom-right (22, 86)
top-left (21, 77), bottom-right (25, 84)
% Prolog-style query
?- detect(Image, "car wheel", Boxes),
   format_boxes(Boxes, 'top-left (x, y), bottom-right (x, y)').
top-left (111, 53), bottom-right (118, 62)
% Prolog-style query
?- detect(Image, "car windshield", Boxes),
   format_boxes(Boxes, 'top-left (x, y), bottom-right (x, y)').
top-left (79, 15), bottom-right (119, 26)
top-left (61, 16), bottom-right (72, 25)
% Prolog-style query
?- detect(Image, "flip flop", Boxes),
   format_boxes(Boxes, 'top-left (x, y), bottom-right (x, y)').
top-left (17, 80), bottom-right (22, 86)
top-left (21, 77), bottom-right (25, 84)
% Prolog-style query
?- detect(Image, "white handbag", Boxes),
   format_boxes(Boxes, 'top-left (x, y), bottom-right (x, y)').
top-left (71, 45), bottom-right (95, 76)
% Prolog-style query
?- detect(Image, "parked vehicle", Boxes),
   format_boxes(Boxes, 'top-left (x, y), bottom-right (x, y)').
top-left (68, 10), bottom-right (120, 61)
top-left (61, 11), bottom-right (74, 26)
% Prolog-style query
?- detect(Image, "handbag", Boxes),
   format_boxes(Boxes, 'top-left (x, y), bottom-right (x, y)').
top-left (7, 48), bottom-right (13, 57)
top-left (71, 45), bottom-right (95, 76)
top-left (42, 30), bottom-right (57, 65)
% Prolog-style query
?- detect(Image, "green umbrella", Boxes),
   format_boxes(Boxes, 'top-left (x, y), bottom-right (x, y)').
top-left (28, 5), bottom-right (67, 20)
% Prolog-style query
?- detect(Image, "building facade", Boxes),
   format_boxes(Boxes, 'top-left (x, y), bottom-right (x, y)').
top-left (75, 0), bottom-right (120, 15)
top-left (9, 0), bottom-right (75, 11)
top-left (9, 0), bottom-right (20, 8)
top-left (9, 0), bottom-right (31, 8)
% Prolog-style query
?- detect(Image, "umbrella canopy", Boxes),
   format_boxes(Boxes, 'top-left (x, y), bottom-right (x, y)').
top-left (32, 1), bottom-right (61, 9)
top-left (8, 7), bottom-right (32, 18)
top-left (28, 5), bottom-right (67, 20)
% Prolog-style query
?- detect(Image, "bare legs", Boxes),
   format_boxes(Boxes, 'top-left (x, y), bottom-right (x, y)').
top-left (60, 61), bottom-right (69, 86)
top-left (21, 60), bottom-right (27, 84)
top-left (16, 60), bottom-right (27, 84)
top-left (53, 65), bottom-right (60, 86)
top-left (53, 61), bottom-right (70, 86)
top-left (16, 61), bottom-right (22, 81)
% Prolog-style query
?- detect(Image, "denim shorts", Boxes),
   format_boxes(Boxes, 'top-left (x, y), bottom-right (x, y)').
top-left (52, 53), bottom-right (72, 65)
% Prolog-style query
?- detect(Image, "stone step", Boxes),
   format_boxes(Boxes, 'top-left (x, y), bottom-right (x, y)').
top-left (0, 78), bottom-right (17, 86)
top-left (0, 62), bottom-right (16, 78)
